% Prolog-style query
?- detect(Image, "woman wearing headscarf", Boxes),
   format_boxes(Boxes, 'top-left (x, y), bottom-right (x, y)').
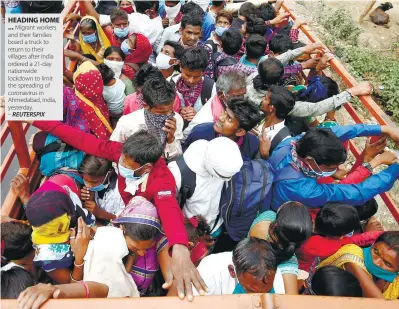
top-left (73, 61), bottom-right (113, 139)
top-left (25, 179), bottom-right (94, 285)
top-left (112, 196), bottom-right (170, 296)
top-left (120, 33), bottom-right (153, 80)
top-left (79, 16), bottom-right (111, 63)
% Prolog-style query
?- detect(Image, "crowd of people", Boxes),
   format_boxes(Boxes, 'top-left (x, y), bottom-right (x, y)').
top-left (1, 0), bottom-right (399, 307)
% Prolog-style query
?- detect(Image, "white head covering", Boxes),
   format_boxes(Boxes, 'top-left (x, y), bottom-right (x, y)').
top-left (103, 78), bottom-right (126, 114)
top-left (204, 137), bottom-right (243, 179)
top-left (189, 0), bottom-right (210, 12)
top-left (83, 226), bottom-right (140, 298)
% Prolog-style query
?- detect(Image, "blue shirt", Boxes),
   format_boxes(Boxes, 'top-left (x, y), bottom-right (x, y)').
top-left (239, 55), bottom-right (257, 69)
top-left (268, 124), bottom-right (399, 210)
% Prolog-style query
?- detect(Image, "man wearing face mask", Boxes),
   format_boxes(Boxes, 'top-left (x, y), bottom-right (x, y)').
top-left (156, 41), bottom-right (184, 81)
top-left (205, 9), bottom-right (232, 53)
top-left (102, 9), bottom-right (130, 47)
top-left (160, 0), bottom-right (183, 28)
top-left (268, 123), bottom-right (399, 212)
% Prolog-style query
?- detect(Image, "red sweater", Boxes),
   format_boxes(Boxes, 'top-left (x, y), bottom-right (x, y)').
top-left (32, 121), bottom-right (188, 248)
top-left (297, 231), bottom-right (383, 272)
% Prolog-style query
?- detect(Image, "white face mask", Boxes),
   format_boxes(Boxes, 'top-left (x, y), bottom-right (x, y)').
top-left (104, 59), bottom-right (124, 78)
top-left (165, 2), bottom-right (181, 19)
top-left (155, 52), bottom-right (176, 70)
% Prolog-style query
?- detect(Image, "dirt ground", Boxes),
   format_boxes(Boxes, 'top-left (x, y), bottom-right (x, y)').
top-left (284, 0), bottom-right (399, 229)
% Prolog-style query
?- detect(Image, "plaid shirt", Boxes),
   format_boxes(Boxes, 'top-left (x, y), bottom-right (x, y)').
top-left (283, 63), bottom-right (302, 79)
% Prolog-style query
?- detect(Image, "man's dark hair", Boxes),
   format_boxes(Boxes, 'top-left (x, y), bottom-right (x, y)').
top-left (233, 238), bottom-right (277, 282)
top-left (97, 63), bottom-right (115, 85)
top-left (182, 1), bottom-right (205, 15)
top-left (212, 0), bottom-right (226, 7)
top-left (270, 201), bottom-right (312, 263)
top-left (134, 0), bottom-right (156, 14)
top-left (1, 267), bottom-right (36, 299)
top-left (355, 198), bottom-right (378, 222)
top-left (269, 34), bottom-right (294, 54)
top-left (123, 222), bottom-right (158, 241)
top-left (311, 266), bottom-right (362, 297)
top-left (246, 15), bottom-right (267, 36)
top-left (246, 34), bottom-right (267, 59)
top-left (181, 13), bottom-right (203, 29)
top-left (78, 155), bottom-right (112, 177)
top-left (253, 58), bottom-right (284, 91)
top-left (375, 231), bottom-right (399, 256)
top-left (104, 46), bottom-right (125, 61)
top-left (164, 40), bottom-right (185, 60)
top-left (238, 2), bottom-right (256, 19)
top-left (180, 47), bottom-right (209, 71)
top-left (1, 222), bottom-right (33, 261)
top-left (133, 64), bottom-right (164, 89)
top-left (110, 8), bottom-right (128, 23)
top-left (122, 130), bottom-right (163, 165)
top-left (315, 202), bottom-right (361, 237)
top-left (258, 3), bottom-right (276, 21)
top-left (221, 28), bottom-right (242, 55)
top-left (227, 97), bottom-right (262, 132)
top-left (142, 77), bottom-right (176, 108)
top-left (268, 85), bottom-right (296, 120)
top-left (296, 128), bottom-right (347, 165)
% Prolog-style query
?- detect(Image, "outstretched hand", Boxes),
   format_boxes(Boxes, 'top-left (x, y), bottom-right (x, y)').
top-left (162, 244), bottom-right (208, 301)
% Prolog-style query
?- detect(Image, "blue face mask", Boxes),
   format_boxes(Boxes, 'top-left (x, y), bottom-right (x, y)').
top-left (118, 160), bottom-right (147, 180)
top-left (308, 157), bottom-right (337, 177)
top-left (363, 246), bottom-right (398, 283)
top-left (215, 26), bottom-right (228, 37)
top-left (82, 32), bottom-right (97, 44)
top-left (114, 26), bottom-right (129, 38)
top-left (87, 183), bottom-right (106, 192)
top-left (121, 40), bottom-right (131, 55)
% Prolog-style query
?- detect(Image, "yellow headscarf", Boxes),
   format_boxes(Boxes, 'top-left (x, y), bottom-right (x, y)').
top-left (31, 213), bottom-right (71, 245)
top-left (318, 244), bottom-right (399, 300)
top-left (79, 16), bottom-right (111, 63)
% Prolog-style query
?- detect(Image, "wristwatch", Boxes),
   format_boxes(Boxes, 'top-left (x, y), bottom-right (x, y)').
top-left (362, 162), bottom-right (373, 173)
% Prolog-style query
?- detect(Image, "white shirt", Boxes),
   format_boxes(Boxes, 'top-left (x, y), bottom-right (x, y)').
top-left (172, 74), bottom-right (217, 113)
top-left (255, 120), bottom-right (288, 141)
top-left (182, 94), bottom-right (217, 141)
top-left (99, 13), bottom-right (163, 46)
top-left (193, 252), bottom-right (285, 296)
top-left (168, 149), bottom-right (224, 233)
top-left (156, 23), bottom-right (181, 54)
top-left (110, 109), bottom-right (183, 160)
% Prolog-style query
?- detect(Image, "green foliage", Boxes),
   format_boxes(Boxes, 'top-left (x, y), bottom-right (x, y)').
top-left (311, 1), bottom-right (399, 124)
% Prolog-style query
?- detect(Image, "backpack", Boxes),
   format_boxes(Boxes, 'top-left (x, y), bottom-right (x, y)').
top-left (175, 155), bottom-right (196, 210)
top-left (269, 126), bottom-right (292, 155)
top-left (219, 159), bottom-right (274, 242)
top-left (33, 132), bottom-right (85, 177)
top-left (20, 1), bottom-right (63, 13)
top-left (201, 77), bottom-right (215, 105)
top-left (205, 40), bottom-right (238, 81)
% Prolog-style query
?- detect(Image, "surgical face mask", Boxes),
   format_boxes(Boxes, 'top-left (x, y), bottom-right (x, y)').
top-left (84, 172), bottom-right (111, 192)
top-left (104, 59), bottom-right (124, 78)
top-left (215, 26), bottom-right (228, 37)
top-left (114, 26), bottom-right (129, 38)
top-left (121, 40), bottom-right (131, 55)
top-left (308, 157), bottom-right (337, 177)
top-left (82, 32), bottom-right (97, 44)
top-left (165, 2), bottom-right (181, 19)
top-left (118, 160), bottom-right (148, 180)
top-left (156, 52), bottom-right (175, 70)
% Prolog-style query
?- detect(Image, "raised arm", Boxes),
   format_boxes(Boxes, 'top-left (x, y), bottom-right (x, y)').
top-left (32, 121), bottom-right (122, 162)
top-left (80, 0), bottom-right (100, 21)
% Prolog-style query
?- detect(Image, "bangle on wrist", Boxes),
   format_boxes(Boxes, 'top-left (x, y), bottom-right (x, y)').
top-left (81, 282), bottom-right (90, 298)
top-left (74, 260), bottom-right (85, 267)
top-left (362, 161), bottom-right (373, 173)
top-left (70, 272), bottom-right (82, 283)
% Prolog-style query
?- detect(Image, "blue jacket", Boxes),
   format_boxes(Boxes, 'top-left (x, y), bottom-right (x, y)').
top-left (183, 122), bottom-right (259, 160)
top-left (268, 124), bottom-right (399, 210)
